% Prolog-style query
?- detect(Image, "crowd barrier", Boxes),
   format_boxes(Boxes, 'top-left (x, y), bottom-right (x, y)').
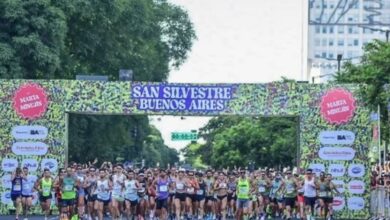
top-left (371, 187), bottom-right (389, 218)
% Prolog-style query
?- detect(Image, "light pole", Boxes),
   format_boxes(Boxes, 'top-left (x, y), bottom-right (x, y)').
top-left (337, 54), bottom-right (343, 72)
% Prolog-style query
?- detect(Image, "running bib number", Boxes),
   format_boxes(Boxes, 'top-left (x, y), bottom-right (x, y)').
top-left (319, 192), bottom-right (327, 197)
top-left (239, 187), bottom-right (248, 194)
top-left (43, 188), bottom-right (51, 195)
top-left (197, 190), bottom-right (204, 195)
top-left (159, 185), bottom-right (168, 192)
top-left (64, 185), bottom-right (73, 191)
top-left (286, 185), bottom-right (294, 194)
top-left (176, 183), bottom-right (184, 190)
top-left (14, 184), bottom-right (21, 191)
top-left (258, 186), bottom-right (265, 193)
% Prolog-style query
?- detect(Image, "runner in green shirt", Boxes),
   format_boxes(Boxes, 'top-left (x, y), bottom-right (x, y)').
top-left (236, 170), bottom-right (250, 220)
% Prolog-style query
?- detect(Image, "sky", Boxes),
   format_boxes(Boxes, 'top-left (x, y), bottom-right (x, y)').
top-left (151, 0), bottom-right (306, 155)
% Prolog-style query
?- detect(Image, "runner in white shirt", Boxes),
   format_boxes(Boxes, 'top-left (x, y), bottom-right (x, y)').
top-left (303, 169), bottom-right (318, 220)
top-left (111, 164), bottom-right (126, 220)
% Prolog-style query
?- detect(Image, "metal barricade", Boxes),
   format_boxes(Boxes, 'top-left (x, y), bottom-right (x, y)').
top-left (371, 187), bottom-right (388, 218)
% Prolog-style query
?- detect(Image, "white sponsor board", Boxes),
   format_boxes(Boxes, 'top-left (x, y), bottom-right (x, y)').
top-left (348, 180), bottom-right (365, 194)
top-left (1, 192), bottom-right (12, 205)
top-left (41, 158), bottom-right (58, 172)
top-left (319, 130), bottom-right (355, 145)
top-left (348, 164), bottom-right (365, 178)
top-left (347, 197), bottom-right (365, 210)
top-left (309, 163), bottom-right (325, 176)
top-left (12, 125), bottom-right (48, 140)
top-left (21, 159), bottom-right (39, 171)
top-left (12, 142), bottom-right (48, 155)
top-left (332, 180), bottom-right (345, 193)
top-left (318, 147), bottom-right (355, 160)
top-left (333, 196), bottom-right (345, 211)
top-left (1, 158), bottom-right (18, 172)
top-left (1, 174), bottom-right (12, 189)
top-left (328, 164), bottom-right (345, 177)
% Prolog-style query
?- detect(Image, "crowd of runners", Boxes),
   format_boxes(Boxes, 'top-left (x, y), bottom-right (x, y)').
top-left (9, 162), bottom-right (341, 220)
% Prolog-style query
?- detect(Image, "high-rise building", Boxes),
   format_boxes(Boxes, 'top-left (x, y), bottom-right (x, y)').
top-left (307, 0), bottom-right (390, 83)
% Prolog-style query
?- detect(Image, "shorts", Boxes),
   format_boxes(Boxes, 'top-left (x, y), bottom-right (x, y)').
top-left (284, 197), bottom-right (295, 207)
top-left (304, 196), bottom-right (316, 208)
top-left (39, 195), bottom-right (52, 202)
top-left (169, 193), bottom-right (175, 199)
top-left (98, 199), bottom-right (111, 206)
top-left (320, 197), bottom-right (333, 204)
top-left (217, 194), bottom-right (227, 201)
top-left (270, 197), bottom-right (283, 204)
top-left (186, 194), bottom-right (196, 201)
top-left (22, 194), bottom-right (33, 198)
top-left (61, 199), bottom-right (75, 207)
top-left (11, 193), bottom-right (22, 201)
top-left (196, 195), bottom-right (205, 202)
top-left (227, 193), bottom-right (236, 202)
top-left (175, 193), bottom-right (186, 202)
top-left (87, 194), bottom-right (97, 202)
top-left (297, 195), bottom-right (304, 203)
top-left (125, 199), bottom-right (138, 207)
top-left (78, 189), bottom-right (85, 197)
top-left (236, 199), bottom-right (249, 209)
top-left (206, 196), bottom-right (216, 203)
top-left (156, 198), bottom-right (168, 210)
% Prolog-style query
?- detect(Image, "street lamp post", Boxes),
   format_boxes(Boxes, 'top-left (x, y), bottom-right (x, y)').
top-left (337, 54), bottom-right (343, 72)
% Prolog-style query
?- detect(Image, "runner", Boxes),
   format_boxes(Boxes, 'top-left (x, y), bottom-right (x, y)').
top-left (85, 166), bottom-right (98, 220)
top-left (60, 167), bottom-right (79, 220)
top-left (75, 165), bottom-right (86, 219)
top-left (185, 170), bottom-right (199, 219)
top-left (96, 168), bottom-right (112, 220)
top-left (256, 170), bottom-right (270, 220)
top-left (111, 164), bottom-right (126, 220)
top-left (124, 170), bottom-right (139, 220)
top-left (226, 172), bottom-right (236, 219)
top-left (137, 172), bottom-right (148, 220)
top-left (195, 172), bottom-right (206, 220)
top-left (283, 169), bottom-right (299, 220)
top-left (154, 169), bottom-right (170, 219)
top-left (174, 169), bottom-right (187, 220)
top-left (236, 170), bottom-right (250, 220)
top-left (36, 168), bottom-right (53, 220)
top-left (168, 168), bottom-right (177, 219)
top-left (204, 170), bottom-right (216, 220)
top-left (303, 169), bottom-right (318, 220)
top-left (319, 173), bottom-right (339, 220)
top-left (147, 171), bottom-right (156, 219)
top-left (214, 171), bottom-right (228, 220)
top-left (11, 167), bottom-right (24, 220)
top-left (268, 172), bottom-right (284, 218)
top-left (21, 167), bottom-right (34, 220)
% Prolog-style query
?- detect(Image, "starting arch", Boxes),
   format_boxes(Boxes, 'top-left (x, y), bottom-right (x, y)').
top-left (0, 80), bottom-right (372, 218)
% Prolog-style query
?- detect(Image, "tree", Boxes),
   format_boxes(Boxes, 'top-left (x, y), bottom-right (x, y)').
top-left (183, 116), bottom-right (299, 169)
top-left (0, 0), bottom-right (67, 78)
top-left (335, 39), bottom-right (390, 145)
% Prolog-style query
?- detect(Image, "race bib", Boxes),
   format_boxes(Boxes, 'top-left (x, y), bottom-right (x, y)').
top-left (64, 185), bottom-right (73, 191)
top-left (43, 188), bottom-right (51, 195)
top-left (197, 190), bottom-right (204, 195)
top-left (319, 192), bottom-right (327, 197)
top-left (176, 183), bottom-right (184, 190)
top-left (258, 186), bottom-right (265, 193)
top-left (14, 184), bottom-right (21, 191)
top-left (187, 188), bottom-right (195, 193)
top-left (159, 185), bottom-right (168, 192)
top-left (239, 187), bottom-right (248, 194)
top-left (286, 185), bottom-right (294, 194)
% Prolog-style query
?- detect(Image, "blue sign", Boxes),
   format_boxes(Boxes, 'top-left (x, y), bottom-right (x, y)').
top-left (131, 84), bottom-right (234, 112)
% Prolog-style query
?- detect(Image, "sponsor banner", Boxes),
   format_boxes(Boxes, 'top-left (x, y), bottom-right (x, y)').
top-left (332, 180), bottom-right (345, 193)
top-left (41, 158), bottom-right (58, 172)
top-left (12, 83), bottom-right (48, 120)
top-left (328, 164), bottom-right (345, 177)
top-left (1, 174), bottom-right (12, 189)
top-left (309, 163), bottom-right (325, 176)
top-left (319, 130), bottom-right (355, 145)
top-left (12, 142), bottom-right (48, 155)
top-left (318, 147), bottom-right (355, 160)
top-left (21, 159), bottom-right (39, 172)
top-left (333, 196), bottom-right (345, 211)
top-left (1, 158), bottom-right (18, 172)
top-left (348, 164), bottom-right (365, 178)
top-left (12, 125), bottom-right (48, 140)
top-left (348, 180), bottom-right (365, 194)
top-left (320, 88), bottom-right (356, 124)
top-left (1, 192), bottom-right (12, 205)
top-left (131, 84), bottom-right (234, 112)
top-left (347, 197), bottom-right (365, 210)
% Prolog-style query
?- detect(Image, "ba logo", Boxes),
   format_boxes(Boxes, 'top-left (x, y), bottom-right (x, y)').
top-left (45, 162), bottom-right (55, 169)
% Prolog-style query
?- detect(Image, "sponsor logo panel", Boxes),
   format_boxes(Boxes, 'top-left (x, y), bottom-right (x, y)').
top-left (1, 159), bottom-right (18, 172)
top-left (12, 125), bottom-right (48, 140)
top-left (318, 147), bottom-right (355, 160)
top-left (348, 164), bottom-right (365, 177)
top-left (12, 142), bottom-right (48, 155)
top-left (319, 130), bottom-right (355, 145)
top-left (347, 197), bottom-right (365, 210)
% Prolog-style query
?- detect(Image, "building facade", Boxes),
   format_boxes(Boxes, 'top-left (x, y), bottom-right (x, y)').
top-left (308, 0), bottom-right (390, 83)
